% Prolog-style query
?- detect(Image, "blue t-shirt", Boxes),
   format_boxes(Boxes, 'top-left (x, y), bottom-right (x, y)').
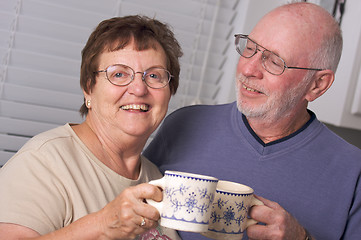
top-left (144, 102), bottom-right (361, 240)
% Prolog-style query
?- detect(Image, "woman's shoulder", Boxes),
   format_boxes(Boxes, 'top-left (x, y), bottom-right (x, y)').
top-left (19, 124), bottom-right (74, 152)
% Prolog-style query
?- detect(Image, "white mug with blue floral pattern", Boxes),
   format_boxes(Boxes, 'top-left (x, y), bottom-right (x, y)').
top-left (201, 180), bottom-right (264, 240)
top-left (147, 170), bottom-right (218, 232)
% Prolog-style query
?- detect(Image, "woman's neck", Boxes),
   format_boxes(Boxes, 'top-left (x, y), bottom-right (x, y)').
top-left (71, 120), bottom-right (142, 180)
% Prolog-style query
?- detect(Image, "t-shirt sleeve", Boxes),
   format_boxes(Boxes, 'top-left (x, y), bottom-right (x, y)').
top-left (0, 150), bottom-right (70, 235)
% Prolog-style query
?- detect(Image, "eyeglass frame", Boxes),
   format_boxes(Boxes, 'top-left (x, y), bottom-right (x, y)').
top-left (234, 34), bottom-right (324, 75)
top-left (94, 64), bottom-right (173, 89)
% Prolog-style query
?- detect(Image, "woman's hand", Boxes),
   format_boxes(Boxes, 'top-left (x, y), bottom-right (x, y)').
top-left (98, 183), bottom-right (163, 240)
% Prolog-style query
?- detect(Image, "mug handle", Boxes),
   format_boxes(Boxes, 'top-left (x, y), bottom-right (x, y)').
top-left (245, 197), bottom-right (264, 228)
top-left (146, 178), bottom-right (165, 213)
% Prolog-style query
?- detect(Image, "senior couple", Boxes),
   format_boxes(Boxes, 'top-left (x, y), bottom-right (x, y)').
top-left (0, 2), bottom-right (360, 240)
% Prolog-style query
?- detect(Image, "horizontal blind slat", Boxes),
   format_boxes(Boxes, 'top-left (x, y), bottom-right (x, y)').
top-left (22, 0), bottom-right (111, 28)
top-left (0, 133), bottom-right (29, 152)
top-left (0, 116), bottom-right (58, 137)
top-left (0, 11), bottom-right (14, 30)
top-left (9, 49), bottom-right (80, 77)
top-left (36, 0), bottom-right (118, 15)
top-left (2, 83), bottom-right (83, 111)
top-left (6, 66), bottom-right (80, 94)
top-left (0, 100), bottom-right (83, 125)
top-left (13, 32), bottom-right (83, 60)
top-left (0, 151), bottom-right (15, 166)
top-left (17, 15), bottom-right (92, 44)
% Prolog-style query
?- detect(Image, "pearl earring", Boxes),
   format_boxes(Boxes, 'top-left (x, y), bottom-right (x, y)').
top-left (86, 100), bottom-right (91, 107)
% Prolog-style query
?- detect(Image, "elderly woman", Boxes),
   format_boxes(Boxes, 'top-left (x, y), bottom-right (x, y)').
top-left (0, 15), bottom-right (182, 240)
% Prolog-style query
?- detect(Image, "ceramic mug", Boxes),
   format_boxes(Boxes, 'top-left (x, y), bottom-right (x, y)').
top-left (147, 170), bottom-right (218, 232)
top-left (201, 180), bottom-right (264, 240)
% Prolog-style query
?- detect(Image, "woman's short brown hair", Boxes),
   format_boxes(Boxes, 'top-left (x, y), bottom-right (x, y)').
top-left (79, 15), bottom-right (183, 116)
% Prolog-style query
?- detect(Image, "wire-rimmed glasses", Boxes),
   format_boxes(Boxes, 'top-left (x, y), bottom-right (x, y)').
top-left (234, 34), bottom-right (324, 75)
top-left (95, 64), bottom-right (173, 89)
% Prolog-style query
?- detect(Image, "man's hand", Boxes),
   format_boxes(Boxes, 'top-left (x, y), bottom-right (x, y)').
top-left (247, 195), bottom-right (307, 240)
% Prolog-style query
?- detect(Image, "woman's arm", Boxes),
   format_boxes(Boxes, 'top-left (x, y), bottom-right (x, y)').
top-left (0, 183), bottom-right (162, 240)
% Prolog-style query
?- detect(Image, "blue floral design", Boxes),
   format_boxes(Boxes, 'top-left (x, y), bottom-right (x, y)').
top-left (185, 192), bottom-right (198, 213)
top-left (210, 211), bottom-right (221, 223)
top-left (178, 184), bottom-right (189, 195)
top-left (235, 201), bottom-right (246, 212)
top-left (216, 198), bottom-right (228, 209)
top-left (209, 198), bottom-right (248, 227)
top-left (165, 185), bottom-right (214, 219)
top-left (223, 206), bottom-right (236, 226)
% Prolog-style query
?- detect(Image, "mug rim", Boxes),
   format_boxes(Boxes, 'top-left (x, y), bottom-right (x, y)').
top-left (216, 180), bottom-right (254, 195)
top-left (164, 170), bottom-right (218, 182)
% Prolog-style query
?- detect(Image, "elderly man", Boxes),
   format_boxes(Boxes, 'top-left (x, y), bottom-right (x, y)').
top-left (145, 2), bottom-right (361, 240)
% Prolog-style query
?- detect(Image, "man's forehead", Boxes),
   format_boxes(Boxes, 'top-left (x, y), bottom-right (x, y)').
top-left (250, 13), bottom-right (312, 56)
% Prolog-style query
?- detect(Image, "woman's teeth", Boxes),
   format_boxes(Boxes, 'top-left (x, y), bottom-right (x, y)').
top-left (121, 104), bottom-right (149, 112)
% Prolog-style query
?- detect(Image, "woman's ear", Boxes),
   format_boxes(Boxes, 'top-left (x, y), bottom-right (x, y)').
top-left (305, 69), bottom-right (334, 102)
top-left (83, 78), bottom-right (94, 97)
top-left (83, 82), bottom-right (92, 105)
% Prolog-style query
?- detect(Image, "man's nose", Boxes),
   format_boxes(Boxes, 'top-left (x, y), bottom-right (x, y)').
top-left (236, 52), bottom-right (264, 78)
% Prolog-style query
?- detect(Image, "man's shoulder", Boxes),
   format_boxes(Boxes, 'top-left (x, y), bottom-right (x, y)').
top-left (167, 102), bottom-right (235, 120)
top-left (316, 122), bottom-right (361, 163)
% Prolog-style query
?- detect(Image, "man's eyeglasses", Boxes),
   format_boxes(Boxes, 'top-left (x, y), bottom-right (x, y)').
top-left (234, 34), bottom-right (324, 75)
top-left (95, 64), bottom-right (172, 89)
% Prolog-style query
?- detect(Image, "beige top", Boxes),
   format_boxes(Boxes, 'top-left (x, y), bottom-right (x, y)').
top-left (0, 124), bottom-right (179, 239)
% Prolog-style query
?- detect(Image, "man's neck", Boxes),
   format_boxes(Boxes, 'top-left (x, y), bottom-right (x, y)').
top-left (246, 110), bottom-right (311, 144)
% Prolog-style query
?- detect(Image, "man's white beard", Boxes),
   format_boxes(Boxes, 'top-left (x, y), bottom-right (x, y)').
top-left (235, 74), bottom-right (310, 123)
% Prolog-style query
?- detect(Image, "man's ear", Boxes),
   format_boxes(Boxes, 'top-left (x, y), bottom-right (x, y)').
top-left (305, 69), bottom-right (334, 102)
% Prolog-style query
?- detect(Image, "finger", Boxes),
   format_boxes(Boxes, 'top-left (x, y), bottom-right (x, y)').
top-left (249, 202), bottom-right (274, 224)
top-left (247, 223), bottom-right (269, 239)
top-left (132, 183), bottom-right (163, 202)
top-left (114, 214), bottom-right (145, 237)
top-left (254, 195), bottom-right (282, 210)
top-left (140, 217), bottom-right (146, 227)
top-left (134, 205), bottom-right (160, 222)
top-left (128, 184), bottom-right (162, 221)
top-left (138, 216), bottom-right (158, 229)
top-left (250, 195), bottom-right (293, 229)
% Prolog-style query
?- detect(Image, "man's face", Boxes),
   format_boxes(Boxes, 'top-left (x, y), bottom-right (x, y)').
top-left (235, 11), bottom-right (314, 122)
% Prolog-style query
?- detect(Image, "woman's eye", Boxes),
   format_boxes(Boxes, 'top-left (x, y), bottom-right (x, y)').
top-left (149, 73), bottom-right (160, 79)
top-left (114, 72), bottom-right (124, 78)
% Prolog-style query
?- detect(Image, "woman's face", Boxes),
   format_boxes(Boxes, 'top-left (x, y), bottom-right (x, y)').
top-left (84, 41), bottom-right (171, 139)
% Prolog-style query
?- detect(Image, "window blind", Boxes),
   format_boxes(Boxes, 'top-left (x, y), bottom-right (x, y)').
top-left (0, 0), bottom-right (240, 165)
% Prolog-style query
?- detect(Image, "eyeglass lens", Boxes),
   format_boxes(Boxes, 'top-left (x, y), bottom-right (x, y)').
top-left (105, 64), bottom-right (170, 89)
top-left (235, 35), bottom-right (286, 75)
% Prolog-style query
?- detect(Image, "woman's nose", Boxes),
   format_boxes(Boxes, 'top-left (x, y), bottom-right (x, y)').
top-left (127, 73), bottom-right (148, 96)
